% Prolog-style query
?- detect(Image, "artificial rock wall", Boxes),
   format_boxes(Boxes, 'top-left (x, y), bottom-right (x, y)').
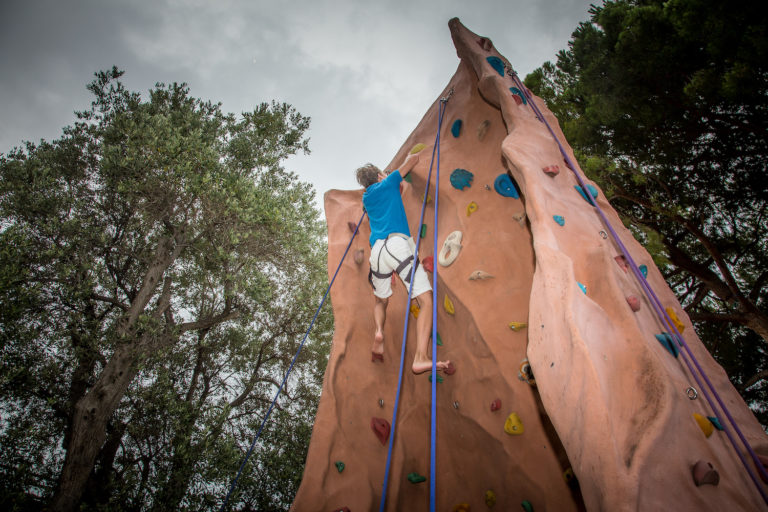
top-left (292, 18), bottom-right (768, 512)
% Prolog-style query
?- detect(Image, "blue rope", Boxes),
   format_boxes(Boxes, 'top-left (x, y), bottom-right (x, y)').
top-left (378, 97), bottom-right (447, 512)
top-left (219, 209), bottom-right (367, 512)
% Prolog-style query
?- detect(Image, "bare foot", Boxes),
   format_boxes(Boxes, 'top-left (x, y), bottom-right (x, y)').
top-left (372, 331), bottom-right (384, 361)
top-left (412, 359), bottom-right (451, 375)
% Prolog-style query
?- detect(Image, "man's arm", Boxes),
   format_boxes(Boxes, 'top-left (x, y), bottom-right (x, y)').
top-left (397, 153), bottom-right (420, 179)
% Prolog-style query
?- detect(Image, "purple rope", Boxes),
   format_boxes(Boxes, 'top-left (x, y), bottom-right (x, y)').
top-left (507, 70), bottom-right (768, 504)
top-left (378, 97), bottom-right (447, 512)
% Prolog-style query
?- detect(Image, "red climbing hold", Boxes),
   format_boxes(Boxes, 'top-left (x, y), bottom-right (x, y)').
top-left (542, 165), bottom-right (560, 177)
top-left (512, 94), bottom-right (523, 106)
top-left (491, 398), bottom-right (501, 412)
top-left (692, 460), bottom-right (719, 486)
top-left (444, 361), bottom-right (456, 375)
top-left (614, 255), bottom-right (629, 273)
top-left (371, 352), bottom-right (383, 363)
top-left (371, 417), bottom-right (390, 445)
top-left (423, 256), bottom-right (434, 273)
top-left (348, 221), bottom-right (357, 233)
top-left (626, 295), bottom-right (641, 312)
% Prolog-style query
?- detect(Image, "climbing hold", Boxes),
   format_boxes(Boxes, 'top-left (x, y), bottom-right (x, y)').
top-left (354, 249), bottom-right (364, 265)
top-left (639, 264), bottom-right (648, 278)
top-left (574, 184), bottom-right (598, 206)
top-left (451, 119), bottom-right (463, 138)
top-left (407, 472), bottom-right (427, 484)
top-left (708, 416), bottom-right (724, 431)
top-left (371, 417), bottom-right (390, 445)
top-left (410, 303), bottom-right (420, 319)
top-left (423, 256), bottom-right (434, 273)
top-left (486, 56), bottom-right (505, 76)
top-left (511, 93), bottom-right (523, 106)
top-left (521, 500), bottom-right (534, 512)
top-left (518, 359), bottom-right (535, 386)
top-left (665, 307), bottom-right (685, 333)
top-left (509, 86), bottom-right (527, 105)
top-left (692, 460), bottom-right (719, 486)
top-left (378, 398), bottom-right (384, 407)
top-left (453, 400), bottom-right (459, 409)
top-left (563, 467), bottom-right (576, 485)
top-left (485, 489), bottom-right (496, 508)
top-left (577, 282), bottom-right (587, 294)
top-left (512, 212), bottom-right (526, 226)
top-left (403, 173), bottom-right (412, 183)
top-left (477, 120), bottom-right (490, 140)
top-left (332, 508), bottom-right (351, 512)
top-left (444, 295), bottom-right (455, 315)
top-left (348, 221), bottom-right (357, 233)
top-left (410, 143), bottom-right (426, 154)
top-left (335, 461), bottom-right (345, 473)
top-left (626, 295), bottom-right (641, 312)
top-left (694, 413), bottom-right (714, 438)
top-left (452, 503), bottom-right (470, 512)
top-left (477, 37), bottom-right (492, 51)
top-left (553, 215), bottom-right (565, 226)
top-left (508, 322), bottom-right (527, 332)
top-left (504, 412), bottom-right (524, 435)
top-left (436, 332), bottom-right (443, 346)
top-left (467, 201), bottom-right (478, 216)
top-left (469, 270), bottom-right (494, 280)
top-left (655, 332), bottom-right (679, 357)
top-left (438, 231), bottom-right (463, 266)
top-left (494, 173), bottom-right (520, 198)
top-left (450, 168), bottom-right (474, 190)
top-left (421, 223), bottom-right (427, 238)
top-left (423, 193), bottom-right (432, 204)
top-left (491, 399), bottom-right (501, 412)
top-left (614, 255), bottom-right (628, 272)
top-left (444, 361), bottom-right (456, 375)
top-left (428, 373), bottom-right (444, 384)
top-left (542, 165), bottom-right (560, 176)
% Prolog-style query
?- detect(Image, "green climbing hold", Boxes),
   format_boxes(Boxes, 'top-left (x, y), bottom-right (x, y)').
top-left (437, 332), bottom-right (443, 346)
top-left (407, 472), bottom-right (427, 484)
top-left (521, 500), bottom-right (534, 512)
top-left (639, 264), bottom-right (648, 278)
top-left (428, 373), bottom-right (444, 384)
top-left (486, 56), bottom-right (505, 76)
top-left (485, 489), bottom-right (496, 507)
top-left (574, 184), bottom-right (598, 206)
top-left (403, 173), bottom-right (412, 183)
top-left (451, 119), bottom-right (463, 138)
top-left (421, 224), bottom-right (427, 238)
top-left (335, 461), bottom-right (345, 473)
top-left (655, 332), bottom-right (679, 358)
top-left (708, 416), bottom-right (724, 431)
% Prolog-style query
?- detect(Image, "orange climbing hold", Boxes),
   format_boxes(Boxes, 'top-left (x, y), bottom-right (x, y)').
top-left (444, 295), bottom-right (455, 315)
top-left (371, 417), bottom-right (390, 445)
top-left (410, 303), bottom-right (420, 318)
top-left (693, 413), bottom-right (714, 438)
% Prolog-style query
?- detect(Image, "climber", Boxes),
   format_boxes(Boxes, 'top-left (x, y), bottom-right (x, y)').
top-left (356, 154), bottom-right (451, 375)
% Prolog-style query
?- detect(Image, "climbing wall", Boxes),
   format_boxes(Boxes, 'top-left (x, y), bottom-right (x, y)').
top-left (292, 18), bottom-right (768, 512)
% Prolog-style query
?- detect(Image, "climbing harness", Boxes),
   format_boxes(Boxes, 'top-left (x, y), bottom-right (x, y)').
top-left (368, 233), bottom-right (421, 287)
top-left (378, 92), bottom-right (450, 512)
top-left (218, 210), bottom-right (367, 512)
top-left (506, 66), bottom-right (768, 505)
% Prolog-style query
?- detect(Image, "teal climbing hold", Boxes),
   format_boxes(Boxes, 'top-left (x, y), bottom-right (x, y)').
top-left (451, 119), bottom-right (462, 138)
top-left (403, 173), bottom-right (412, 183)
top-left (577, 282), bottom-right (587, 294)
top-left (335, 461), bottom-right (345, 473)
top-left (655, 332), bottom-right (679, 358)
top-left (450, 168), bottom-right (474, 190)
top-left (407, 472), bottom-right (427, 484)
top-left (509, 86), bottom-right (527, 105)
top-left (521, 500), bottom-right (534, 512)
top-left (574, 184), bottom-right (598, 206)
top-left (708, 416), bottom-right (725, 431)
top-left (428, 373), bottom-right (444, 384)
top-left (639, 264), bottom-right (648, 278)
top-left (486, 56), bottom-right (505, 76)
top-left (494, 173), bottom-right (520, 198)
top-left (553, 215), bottom-right (565, 226)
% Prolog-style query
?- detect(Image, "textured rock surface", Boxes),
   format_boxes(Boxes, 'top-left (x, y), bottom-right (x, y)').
top-left (292, 18), bottom-right (768, 511)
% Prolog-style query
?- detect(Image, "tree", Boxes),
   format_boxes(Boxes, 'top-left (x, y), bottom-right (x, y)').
top-left (0, 67), bottom-right (332, 511)
top-left (525, 0), bottom-right (768, 418)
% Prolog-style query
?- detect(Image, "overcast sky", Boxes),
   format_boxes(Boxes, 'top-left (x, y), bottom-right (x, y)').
top-left (0, 0), bottom-right (593, 210)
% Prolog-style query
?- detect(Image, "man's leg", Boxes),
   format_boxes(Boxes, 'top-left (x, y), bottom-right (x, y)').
top-left (411, 291), bottom-right (450, 374)
top-left (373, 295), bottom-right (388, 358)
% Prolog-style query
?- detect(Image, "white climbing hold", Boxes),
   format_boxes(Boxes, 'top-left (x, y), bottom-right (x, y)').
top-left (438, 231), bottom-right (463, 267)
top-left (469, 270), bottom-right (494, 280)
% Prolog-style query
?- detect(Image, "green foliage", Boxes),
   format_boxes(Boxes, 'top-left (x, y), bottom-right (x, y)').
top-left (526, 1), bottom-right (768, 420)
top-left (0, 67), bottom-right (331, 510)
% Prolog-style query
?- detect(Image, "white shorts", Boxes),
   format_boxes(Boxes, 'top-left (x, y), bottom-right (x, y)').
top-left (369, 235), bottom-right (432, 299)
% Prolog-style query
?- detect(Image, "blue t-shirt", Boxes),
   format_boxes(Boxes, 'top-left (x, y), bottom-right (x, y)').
top-left (362, 170), bottom-right (411, 247)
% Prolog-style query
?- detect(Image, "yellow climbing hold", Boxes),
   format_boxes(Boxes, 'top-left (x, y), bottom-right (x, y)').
top-left (485, 490), bottom-right (496, 508)
top-left (694, 413), bottom-right (714, 438)
top-left (467, 201), bottom-right (478, 216)
top-left (423, 194), bottom-right (432, 204)
top-left (665, 307), bottom-right (685, 333)
top-left (563, 467), bottom-right (575, 484)
top-left (444, 295), bottom-right (455, 315)
top-left (504, 412), bottom-right (524, 435)
top-left (508, 322), bottom-right (527, 332)
top-left (452, 504), bottom-right (470, 512)
top-left (410, 143), bottom-right (426, 154)
top-left (410, 303), bottom-right (420, 319)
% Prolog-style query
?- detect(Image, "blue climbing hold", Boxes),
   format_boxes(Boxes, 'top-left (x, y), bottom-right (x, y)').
top-left (655, 332), bottom-right (679, 358)
top-left (574, 184), bottom-right (599, 206)
top-left (639, 264), bottom-right (648, 278)
top-left (708, 416), bottom-right (724, 431)
top-left (451, 119), bottom-right (462, 138)
top-left (509, 86), bottom-right (527, 105)
top-left (494, 173), bottom-right (520, 198)
top-left (450, 168), bottom-right (474, 190)
top-left (577, 282), bottom-right (587, 294)
top-left (486, 56), bottom-right (505, 77)
top-left (553, 215), bottom-right (565, 226)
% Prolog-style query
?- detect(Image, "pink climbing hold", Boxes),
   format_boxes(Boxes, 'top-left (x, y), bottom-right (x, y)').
top-left (692, 460), bottom-right (719, 487)
top-left (371, 417), bottom-right (390, 445)
top-left (354, 249), bottom-right (364, 265)
top-left (491, 398), bottom-right (501, 412)
top-left (542, 165), bottom-right (560, 177)
top-left (348, 221), bottom-right (357, 233)
top-left (615, 255), bottom-right (629, 273)
top-left (422, 256), bottom-right (434, 273)
top-left (626, 295), bottom-right (641, 312)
